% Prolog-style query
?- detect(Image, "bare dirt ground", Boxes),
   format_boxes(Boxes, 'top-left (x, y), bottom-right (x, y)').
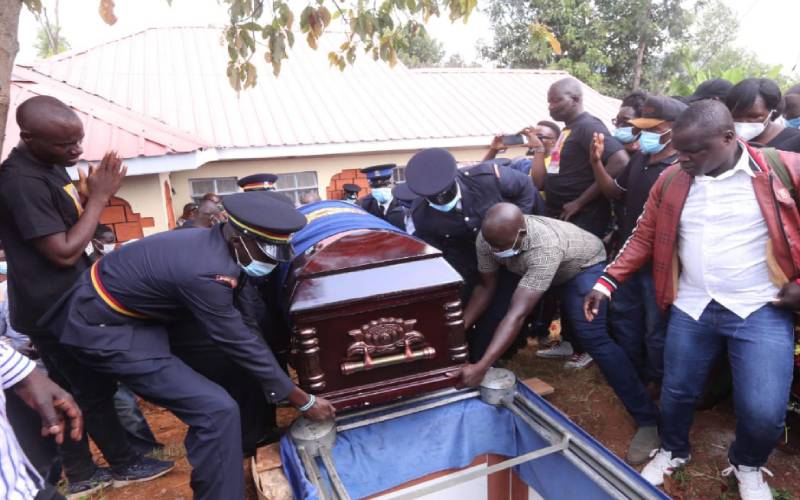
top-left (81, 341), bottom-right (800, 500)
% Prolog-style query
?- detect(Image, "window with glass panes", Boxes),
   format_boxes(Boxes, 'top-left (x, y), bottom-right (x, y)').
top-left (274, 171), bottom-right (319, 204)
top-left (392, 166), bottom-right (406, 183)
top-left (188, 177), bottom-right (239, 203)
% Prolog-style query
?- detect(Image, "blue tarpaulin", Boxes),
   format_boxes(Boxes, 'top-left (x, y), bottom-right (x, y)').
top-left (280, 382), bottom-right (667, 499)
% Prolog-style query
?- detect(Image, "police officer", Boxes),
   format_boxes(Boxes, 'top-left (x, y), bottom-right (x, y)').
top-left (42, 192), bottom-right (336, 500)
top-left (392, 182), bottom-right (418, 235)
top-left (406, 148), bottom-right (543, 360)
top-left (342, 183), bottom-right (361, 204)
top-left (238, 173), bottom-right (278, 191)
top-left (359, 164), bottom-right (405, 229)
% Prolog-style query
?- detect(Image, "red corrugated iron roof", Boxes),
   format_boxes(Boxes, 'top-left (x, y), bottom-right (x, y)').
top-left (32, 27), bottom-right (621, 151)
top-left (2, 66), bottom-right (208, 162)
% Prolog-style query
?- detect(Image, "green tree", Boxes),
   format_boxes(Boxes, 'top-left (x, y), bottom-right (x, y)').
top-left (479, 0), bottom-right (689, 95)
top-left (34, 0), bottom-right (69, 59)
top-left (0, 0), bottom-right (477, 153)
top-left (647, 0), bottom-right (789, 95)
top-left (395, 24), bottom-right (444, 68)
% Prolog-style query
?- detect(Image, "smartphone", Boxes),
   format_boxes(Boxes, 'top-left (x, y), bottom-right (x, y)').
top-left (501, 134), bottom-right (527, 146)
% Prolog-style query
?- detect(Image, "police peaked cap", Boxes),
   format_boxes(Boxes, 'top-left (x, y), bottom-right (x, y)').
top-left (392, 182), bottom-right (417, 202)
top-left (343, 183), bottom-right (361, 194)
top-left (405, 148), bottom-right (458, 197)
top-left (238, 173), bottom-right (278, 191)
top-left (360, 164), bottom-right (396, 182)
top-left (223, 192), bottom-right (307, 261)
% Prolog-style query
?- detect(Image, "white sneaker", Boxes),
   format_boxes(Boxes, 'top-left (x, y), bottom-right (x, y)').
top-left (721, 462), bottom-right (774, 500)
top-left (536, 341), bottom-right (573, 358)
top-left (564, 352), bottom-right (593, 370)
top-left (640, 448), bottom-right (690, 486)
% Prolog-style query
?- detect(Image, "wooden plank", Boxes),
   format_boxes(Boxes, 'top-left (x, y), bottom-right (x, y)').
top-left (521, 377), bottom-right (554, 397)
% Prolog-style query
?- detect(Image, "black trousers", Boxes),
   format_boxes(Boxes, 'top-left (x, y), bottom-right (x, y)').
top-left (468, 269), bottom-right (523, 362)
top-left (171, 343), bottom-right (275, 455)
top-left (24, 330), bottom-right (139, 482)
top-left (5, 390), bottom-right (61, 483)
top-left (65, 343), bottom-right (244, 500)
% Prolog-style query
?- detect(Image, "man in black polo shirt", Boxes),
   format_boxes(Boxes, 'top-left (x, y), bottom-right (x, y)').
top-left (0, 96), bottom-right (173, 496)
top-left (589, 96), bottom-right (686, 464)
top-left (544, 78), bottom-right (630, 238)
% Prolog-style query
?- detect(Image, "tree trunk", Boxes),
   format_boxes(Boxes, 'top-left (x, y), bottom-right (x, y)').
top-left (632, 36), bottom-right (646, 90)
top-left (0, 0), bottom-right (23, 156)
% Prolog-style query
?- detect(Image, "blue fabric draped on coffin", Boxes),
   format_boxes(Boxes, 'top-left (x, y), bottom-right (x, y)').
top-left (280, 382), bottom-right (667, 499)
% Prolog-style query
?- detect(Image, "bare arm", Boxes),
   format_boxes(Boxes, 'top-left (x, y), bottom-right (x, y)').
top-left (464, 270), bottom-right (499, 330)
top-left (454, 286), bottom-right (542, 387)
top-left (521, 128), bottom-right (548, 190)
top-left (590, 132), bottom-right (625, 200)
top-left (561, 149), bottom-right (629, 220)
top-left (32, 152), bottom-right (127, 268)
top-left (482, 135), bottom-right (505, 162)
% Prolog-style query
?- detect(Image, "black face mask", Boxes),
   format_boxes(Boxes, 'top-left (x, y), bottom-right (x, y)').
top-left (426, 181), bottom-right (459, 206)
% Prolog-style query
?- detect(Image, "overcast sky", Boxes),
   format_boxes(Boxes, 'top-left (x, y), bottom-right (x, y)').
top-left (14, 0), bottom-right (800, 78)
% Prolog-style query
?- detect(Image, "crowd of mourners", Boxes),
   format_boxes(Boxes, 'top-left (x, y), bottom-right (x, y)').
top-left (1, 75), bottom-right (800, 500)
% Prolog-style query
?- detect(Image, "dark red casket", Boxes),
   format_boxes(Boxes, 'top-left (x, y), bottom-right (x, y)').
top-left (284, 229), bottom-right (467, 410)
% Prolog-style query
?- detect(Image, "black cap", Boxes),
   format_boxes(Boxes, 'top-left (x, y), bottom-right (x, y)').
top-left (343, 183), bottom-right (361, 195)
top-left (405, 148), bottom-right (458, 197)
top-left (238, 173), bottom-right (278, 191)
top-left (392, 183), bottom-right (417, 203)
top-left (629, 96), bottom-right (688, 129)
top-left (223, 191), bottom-right (307, 262)
top-left (688, 79), bottom-right (733, 103)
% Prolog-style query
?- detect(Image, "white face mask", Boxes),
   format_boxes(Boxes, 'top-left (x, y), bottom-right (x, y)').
top-left (101, 243), bottom-right (116, 254)
top-left (734, 111), bottom-right (772, 141)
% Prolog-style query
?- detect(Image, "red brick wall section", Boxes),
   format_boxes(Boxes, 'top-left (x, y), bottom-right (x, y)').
top-left (326, 169), bottom-right (371, 200)
top-left (99, 196), bottom-right (155, 242)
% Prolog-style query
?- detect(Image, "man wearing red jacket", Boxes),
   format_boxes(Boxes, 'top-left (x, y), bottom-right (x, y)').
top-left (584, 100), bottom-right (800, 500)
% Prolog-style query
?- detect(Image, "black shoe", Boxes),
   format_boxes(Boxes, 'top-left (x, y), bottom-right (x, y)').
top-left (66, 466), bottom-right (113, 499)
top-left (111, 456), bottom-right (175, 487)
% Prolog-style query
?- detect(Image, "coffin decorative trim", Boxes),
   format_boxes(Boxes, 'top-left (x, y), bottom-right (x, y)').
top-left (295, 327), bottom-right (326, 391)
top-left (444, 301), bottom-right (468, 362)
top-left (340, 318), bottom-right (433, 375)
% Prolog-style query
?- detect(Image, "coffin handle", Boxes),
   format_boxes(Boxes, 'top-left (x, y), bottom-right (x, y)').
top-left (340, 347), bottom-right (436, 375)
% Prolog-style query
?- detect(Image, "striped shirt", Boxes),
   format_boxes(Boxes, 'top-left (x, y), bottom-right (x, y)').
top-left (0, 343), bottom-right (43, 499)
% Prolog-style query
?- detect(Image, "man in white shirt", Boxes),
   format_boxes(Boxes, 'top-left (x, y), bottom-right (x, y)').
top-left (584, 100), bottom-right (800, 499)
top-left (0, 342), bottom-right (83, 499)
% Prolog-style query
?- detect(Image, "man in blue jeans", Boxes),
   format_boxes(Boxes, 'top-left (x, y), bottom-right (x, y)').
top-left (584, 100), bottom-right (800, 499)
top-left (451, 202), bottom-right (659, 462)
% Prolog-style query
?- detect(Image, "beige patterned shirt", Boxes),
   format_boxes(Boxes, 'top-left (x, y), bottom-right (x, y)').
top-left (476, 216), bottom-right (606, 291)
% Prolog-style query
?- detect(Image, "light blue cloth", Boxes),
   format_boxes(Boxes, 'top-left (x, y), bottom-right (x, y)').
top-left (281, 382), bottom-right (666, 499)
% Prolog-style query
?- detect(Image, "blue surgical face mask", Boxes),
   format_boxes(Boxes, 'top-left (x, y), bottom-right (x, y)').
top-left (492, 230), bottom-right (525, 259)
top-left (236, 238), bottom-right (278, 277)
top-left (428, 185), bottom-right (462, 213)
top-left (639, 129), bottom-right (671, 154)
top-left (785, 117), bottom-right (800, 129)
top-left (371, 187), bottom-right (392, 204)
top-left (613, 126), bottom-right (639, 144)
top-left (0, 261), bottom-right (6, 275)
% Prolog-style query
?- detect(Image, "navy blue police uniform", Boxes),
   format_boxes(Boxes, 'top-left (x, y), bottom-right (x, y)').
top-left (406, 148), bottom-right (544, 361)
top-left (358, 164), bottom-right (405, 230)
top-left (41, 192), bottom-right (305, 500)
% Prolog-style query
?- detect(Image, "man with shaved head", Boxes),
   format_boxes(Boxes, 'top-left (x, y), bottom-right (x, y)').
top-left (452, 202), bottom-right (659, 462)
top-left (584, 100), bottom-right (800, 497)
top-left (0, 95), bottom-right (173, 496)
top-left (535, 78), bottom-right (630, 365)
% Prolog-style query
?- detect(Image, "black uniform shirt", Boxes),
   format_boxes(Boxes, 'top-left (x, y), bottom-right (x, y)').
top-left (83, 226), bottom-right (294, 402)
top-left (614, 152), bottom-right (677, 243)
top-left (765, 127), bottom-right (800, 153)
top-left (0, 147), bottom-right (91, 332)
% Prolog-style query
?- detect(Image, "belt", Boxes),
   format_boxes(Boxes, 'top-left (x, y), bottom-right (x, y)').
top-left (90, 261), bottom-right (149, 319)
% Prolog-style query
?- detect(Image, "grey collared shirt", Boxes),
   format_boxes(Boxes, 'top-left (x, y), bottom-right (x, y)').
top-left (476, 216), bottom-right (606, 291)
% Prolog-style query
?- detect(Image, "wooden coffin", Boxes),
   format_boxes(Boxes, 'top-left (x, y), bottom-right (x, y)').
top-left (284, 229), bottom-right (467, 410)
